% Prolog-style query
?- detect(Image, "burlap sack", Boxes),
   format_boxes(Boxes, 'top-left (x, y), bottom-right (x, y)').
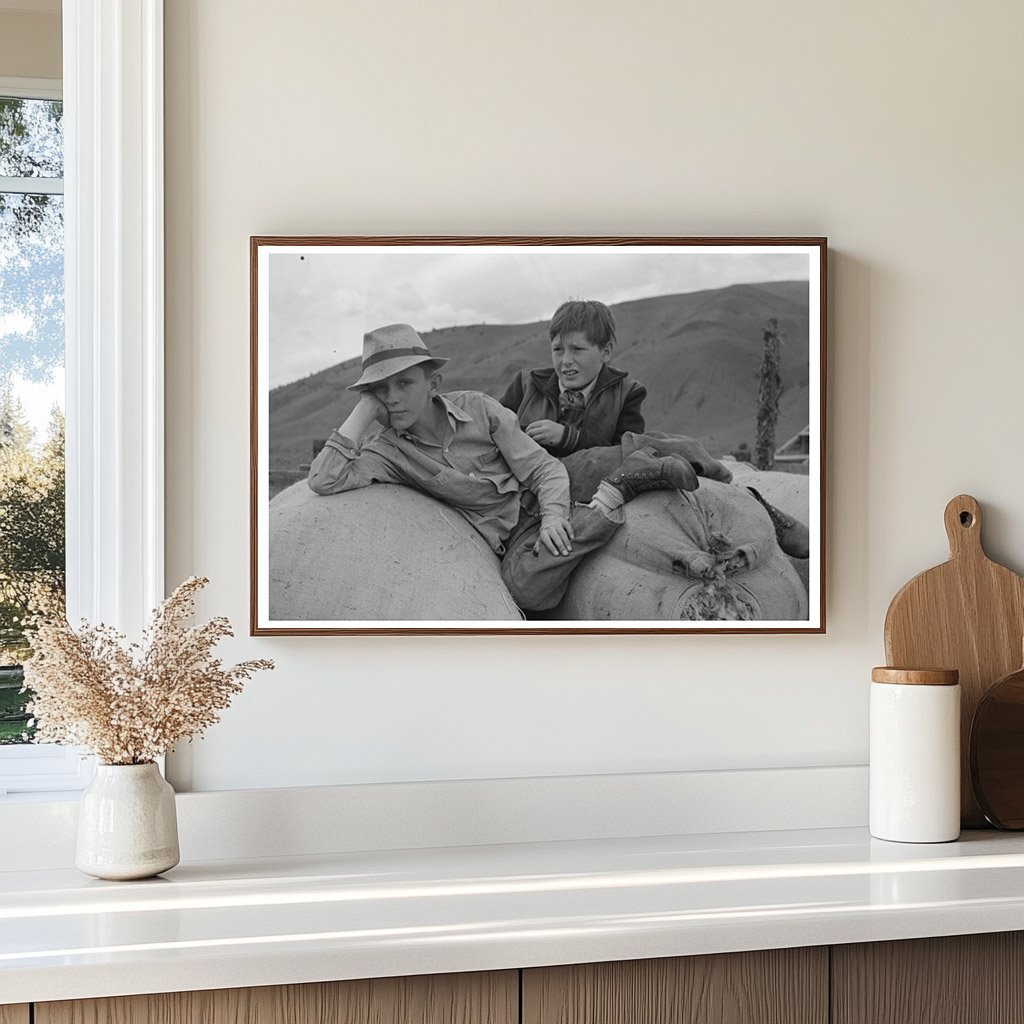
top-left (724, 458), bottom-right (809, 520)
top-left (557, 479), bottom-right (808, 622)
top-left (722, 458), bottom-right (811, 595)
top-left (269, 482), bottom-right (522, 621)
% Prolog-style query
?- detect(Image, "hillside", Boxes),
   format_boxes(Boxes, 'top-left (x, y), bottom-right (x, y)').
top-left (268, 281), bottom-right (811, 475)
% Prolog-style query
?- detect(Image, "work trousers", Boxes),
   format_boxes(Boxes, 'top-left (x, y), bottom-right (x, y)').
top-left (500, 504), bottom-right (620, 612)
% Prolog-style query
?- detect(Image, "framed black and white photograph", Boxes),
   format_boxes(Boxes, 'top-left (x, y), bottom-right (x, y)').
top-left (250, 236), bottom-right (826, 635)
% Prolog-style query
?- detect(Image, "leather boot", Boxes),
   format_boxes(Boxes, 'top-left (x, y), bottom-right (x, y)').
top-left (747, 486), bottom-right (810, 559)
top-left (603, 450), bottom-right (699, 503)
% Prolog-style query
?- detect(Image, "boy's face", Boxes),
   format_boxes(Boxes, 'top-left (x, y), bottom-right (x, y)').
top-left (551, 330), bottom-right (611, 391)
top-left (366, 365), bottom-right (437, 432)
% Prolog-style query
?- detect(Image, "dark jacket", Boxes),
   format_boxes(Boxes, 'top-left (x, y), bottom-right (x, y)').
top-left (498, 365), bottom-right (647, 457)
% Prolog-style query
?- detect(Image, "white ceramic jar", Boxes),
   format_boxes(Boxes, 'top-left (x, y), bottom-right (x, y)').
top-left (870, 667), bottom-right (961, 843)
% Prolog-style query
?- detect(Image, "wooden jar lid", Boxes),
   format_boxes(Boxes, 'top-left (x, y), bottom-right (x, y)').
top-left (871, 667), bottom-right (960, 686)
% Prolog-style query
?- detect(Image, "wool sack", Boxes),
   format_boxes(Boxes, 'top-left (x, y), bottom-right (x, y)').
top-left (556, 439), bottom-right (808, 621)
top-left (269, 482), bottom-right (522, 621)
top-left (556, 479), bottom-right (808, 621)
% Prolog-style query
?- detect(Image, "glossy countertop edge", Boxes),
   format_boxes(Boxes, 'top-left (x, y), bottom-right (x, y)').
top-left (4, 826), bottom-right (1024, 1004)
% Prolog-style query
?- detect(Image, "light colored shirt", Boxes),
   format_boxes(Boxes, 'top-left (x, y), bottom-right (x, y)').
top-left (308, 391), bottom-right (570, 555)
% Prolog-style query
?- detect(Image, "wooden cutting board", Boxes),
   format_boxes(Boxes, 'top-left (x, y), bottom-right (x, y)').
top-left (884, 494), bottom-right (1024, 827)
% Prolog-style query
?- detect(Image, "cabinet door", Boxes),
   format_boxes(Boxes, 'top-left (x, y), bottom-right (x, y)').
top-left (523, 949), bottom-right (828, 1024)
top-left (833, 932), bottom-right (1024, 1024)
top-left (36, 971), bottom-right (517, 1024)
top-left (0, 1007), bottom-right (29, 1024)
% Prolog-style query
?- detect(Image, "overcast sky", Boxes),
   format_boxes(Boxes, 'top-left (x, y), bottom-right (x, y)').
top-left (267, 247), bottom-right (811, 388)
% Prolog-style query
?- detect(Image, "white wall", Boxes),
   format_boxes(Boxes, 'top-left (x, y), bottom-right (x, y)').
top-left (163, 0), bottom-right (1024, 791)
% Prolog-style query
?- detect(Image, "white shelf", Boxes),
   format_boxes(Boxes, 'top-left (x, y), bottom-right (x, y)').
top-left (4, 826), bottom-right (1024, 1004)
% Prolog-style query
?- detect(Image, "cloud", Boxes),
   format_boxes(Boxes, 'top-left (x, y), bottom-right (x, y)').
top-left (266, 246), bottom-right (812, 387)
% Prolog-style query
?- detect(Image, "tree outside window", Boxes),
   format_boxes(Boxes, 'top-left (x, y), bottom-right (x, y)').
top-left (0, 94), bottom-right (65, 744)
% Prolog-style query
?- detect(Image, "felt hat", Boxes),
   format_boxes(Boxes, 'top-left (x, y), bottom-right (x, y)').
top-left (347, 323), bottom-right (448, 391)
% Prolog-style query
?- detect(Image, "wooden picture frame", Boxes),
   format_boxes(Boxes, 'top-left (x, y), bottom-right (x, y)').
top-left (251, 236), bottom-right (826, 635)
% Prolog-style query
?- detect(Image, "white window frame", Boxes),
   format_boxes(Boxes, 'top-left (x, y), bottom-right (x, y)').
top-left (0, 0), bottom-right (164, 799)
top-left (0, 77), bottom-right (61, 101)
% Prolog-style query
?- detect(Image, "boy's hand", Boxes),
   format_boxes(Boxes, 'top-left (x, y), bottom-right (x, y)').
top-left (355, 392), bottom-right (390, 424)
top-left (534, 516), bottom-right (575, 557)
top-left (525, 419), bottom-right (566, 449)
top-left (338, 392), bottom-right (389, 443)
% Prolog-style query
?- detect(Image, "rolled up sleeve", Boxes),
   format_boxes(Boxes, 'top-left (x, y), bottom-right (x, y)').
top-left (307, 429), bottom-right (403, 495)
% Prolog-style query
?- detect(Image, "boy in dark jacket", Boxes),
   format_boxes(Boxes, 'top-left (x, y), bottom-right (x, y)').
top-left (499, 299), bottom-right (809, 559)
top-left (499, 300), bottom-right (646, 456)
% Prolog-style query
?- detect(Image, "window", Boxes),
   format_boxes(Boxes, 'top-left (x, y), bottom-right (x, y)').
top-left (0, 78), bottom-right (84, 797)
top-left (0, 4), bottom-right (166, 800)
top-left (0, 86), bottom-right (65, 732)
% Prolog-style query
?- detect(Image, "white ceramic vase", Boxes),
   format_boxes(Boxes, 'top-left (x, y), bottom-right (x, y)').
top-left (76, 762), bottom-right (180, 880)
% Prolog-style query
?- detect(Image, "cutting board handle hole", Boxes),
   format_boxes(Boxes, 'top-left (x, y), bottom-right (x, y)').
top-left (960, 511), bottom-right (974, 527)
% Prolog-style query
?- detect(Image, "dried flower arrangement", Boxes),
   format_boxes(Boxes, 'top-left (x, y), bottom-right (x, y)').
top-left (22, 577), bottom-right (273, 765)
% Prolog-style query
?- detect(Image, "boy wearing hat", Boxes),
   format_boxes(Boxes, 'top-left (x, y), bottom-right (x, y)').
top-left (308, 323), bottom-right (699, 612)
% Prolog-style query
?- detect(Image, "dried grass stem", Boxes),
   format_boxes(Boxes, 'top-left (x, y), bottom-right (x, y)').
top-left (22, 577), bottom-right (273, 765)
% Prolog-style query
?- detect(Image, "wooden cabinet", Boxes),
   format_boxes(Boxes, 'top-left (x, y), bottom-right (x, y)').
top-left (522, 948), bottom-right (828, 1024)
top-left (832, 932), bottom-right (1024, 1024)
top-left (17, 933), bottom-right (1024, 1024)
top-left (521, 936), bottom-right (1024, 1024)
top-left (35, 972), bottom-right (518, 1024)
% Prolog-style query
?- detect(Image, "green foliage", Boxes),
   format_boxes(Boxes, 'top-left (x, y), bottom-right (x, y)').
top-left (0, 97), bottom-right (62, 180)
top-left (0, 391), bottom-right (65, 663)
top-left (0, 665), bottom-right (31, 744)
top-left (0, 97), bottom-right (66, 742)
top-left (0, 396), bottom-right (64, 743)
